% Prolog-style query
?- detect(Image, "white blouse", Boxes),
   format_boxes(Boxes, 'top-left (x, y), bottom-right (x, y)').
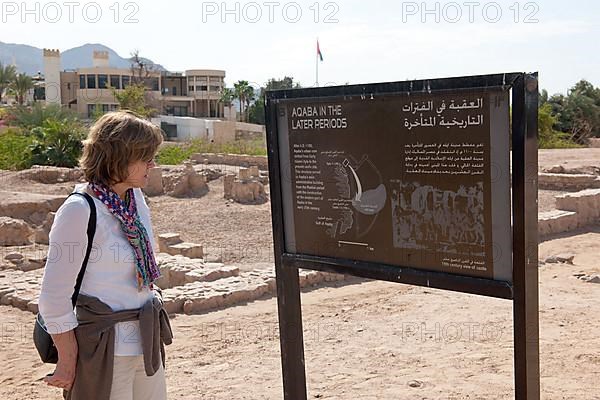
top-left (39, 183), bottom-right (158, 356)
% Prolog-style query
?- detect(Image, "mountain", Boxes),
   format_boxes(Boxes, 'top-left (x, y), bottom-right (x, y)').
top-left (0, 42), bottom-right (43, 75)
top-left (0, 42), bottom-right (167, 75)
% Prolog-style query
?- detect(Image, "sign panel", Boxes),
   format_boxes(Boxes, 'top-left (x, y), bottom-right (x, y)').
top-left (276, 88), bottom-right (512, 281)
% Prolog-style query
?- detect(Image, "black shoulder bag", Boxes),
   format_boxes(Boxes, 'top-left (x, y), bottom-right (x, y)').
top-left (33, 192), bottom-right (97, 364)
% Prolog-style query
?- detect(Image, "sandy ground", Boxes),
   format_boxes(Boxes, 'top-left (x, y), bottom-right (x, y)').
top-left (538, 148), bottom-right (600, 171)
top-left (1, 148), bottom-right (599, 399)
top-left (148, 178), bottom-right (274, 267)
top-left (0, 226), bottom-right (599, 399)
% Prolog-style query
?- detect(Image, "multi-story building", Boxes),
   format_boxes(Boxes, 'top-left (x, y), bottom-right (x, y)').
top-left (44, 49), bottom-right (227, 119)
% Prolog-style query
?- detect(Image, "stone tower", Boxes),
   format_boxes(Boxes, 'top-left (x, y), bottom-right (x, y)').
top-left (93, 50), bottom-right (109, 68)
top-left (43, 48), bottom-right (61, 105)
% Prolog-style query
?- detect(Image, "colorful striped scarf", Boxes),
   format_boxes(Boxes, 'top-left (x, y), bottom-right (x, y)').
top-left (89, 182), bottom-right (160, 290)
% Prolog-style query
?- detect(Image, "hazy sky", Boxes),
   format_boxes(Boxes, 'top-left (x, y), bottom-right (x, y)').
top-left (2, 0), bottom-right (598, 94)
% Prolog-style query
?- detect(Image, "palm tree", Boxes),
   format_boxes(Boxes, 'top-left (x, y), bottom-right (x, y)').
top-left (242, 85), bottom-right (255, 122)
top-left (218, 87), bottom-right (235, 119)
top-left (234, 80), bottom-right (255, 122)
top-left (11, 73), bottom-right (34, 105)
top-left (0, 62), bottom-right (17, 104)
top-left (218, 87), bottom-right (235, 107)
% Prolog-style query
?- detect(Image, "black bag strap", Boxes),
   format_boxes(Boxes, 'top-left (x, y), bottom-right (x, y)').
top-left (67, 192), bottom-right (97, 308)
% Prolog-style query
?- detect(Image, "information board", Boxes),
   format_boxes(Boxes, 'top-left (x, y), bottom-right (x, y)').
top-left (275, 88), bottom-right (512, 281)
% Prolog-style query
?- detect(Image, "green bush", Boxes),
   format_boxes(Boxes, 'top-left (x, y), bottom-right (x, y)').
top-left (11, 103), bottom-right (78, 129)
top-left (538, 103), bottom-right (583, 149)
top-left (0, 128), bottom-right (35, 170)
top-left (156, 144), bottom-right (193, 165)
top-left (27, 118), bottom-right (86, 168)
top-left (156, 138), bottom-right (267, 165)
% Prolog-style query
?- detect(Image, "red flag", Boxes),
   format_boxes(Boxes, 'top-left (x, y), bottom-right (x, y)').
top-left (317, 40), bottom-right (323, 61)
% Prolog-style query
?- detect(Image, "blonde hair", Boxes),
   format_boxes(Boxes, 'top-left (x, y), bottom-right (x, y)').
top-left (80, 111), bottom-right (164, 186)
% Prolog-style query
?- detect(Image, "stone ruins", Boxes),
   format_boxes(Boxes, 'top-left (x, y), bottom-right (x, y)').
top-left (1, 156), bottom-right (599, 317)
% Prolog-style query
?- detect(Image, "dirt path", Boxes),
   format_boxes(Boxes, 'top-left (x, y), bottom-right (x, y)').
top-left (1, 227), bottom-right (599, 400)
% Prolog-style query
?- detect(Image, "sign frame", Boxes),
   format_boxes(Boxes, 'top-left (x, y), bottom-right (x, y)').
top-left (265, 72), bottom-right (539, 399)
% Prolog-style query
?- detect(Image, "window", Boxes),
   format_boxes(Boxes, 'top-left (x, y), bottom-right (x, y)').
top-left (79, 75), bottom-right (85, 89)
top-left (110, 75), bottom-right (120, 89)
top-left (98, 75), bottom-right (108, 89)
top-left (110, 104), bottom-right (118, 111)
top-left (102, 104), bottom-right (109, 113)
top-left (196, 85), bottom-right (207, 91)
top-left (144, 77), bottom-right (159, 91)
top-left (165, 105), bottom-right (188, 116)
top-left (87, 104), bottom-right (96, 118)
top-left (122, 76), bottom-right (130, 87)
top-left (87, 75), bottom-right (96, 89)
top-left (172, 86), bottom-right (177, 96)
top-left (188, 86), bottom-right (194, 92)
top-left (209, 86), bottom-right (220, 92)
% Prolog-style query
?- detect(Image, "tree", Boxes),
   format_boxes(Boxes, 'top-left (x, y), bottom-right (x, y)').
top-left (264, 76), bottom-right (301, 91)
top-left (218, 87), bottom-right (235, 107)
top-left (248, 93), bottom-right (265, 125)
top-left (129, 49), bottom-right (155, 84)
top-left (11, 73), bottom-right (34, 105)
top-left (537, 103), bottom-right (579, 148)
top-left (111, 83), bottom-right (156, 118)
top-left (545, 80), bottom-right (600, 142)
top-left (247, 77), bottom-right (302, 125)
top-left (0, 62), bottom-right (17, 104)
top-left (539, 88), bottom-right (548, 106)
top-left (233, 80), bottom-right (254, 122)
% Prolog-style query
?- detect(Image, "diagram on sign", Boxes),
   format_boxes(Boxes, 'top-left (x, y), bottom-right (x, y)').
top-left (326, 154), bottom-right (387, 245)
top-left (391, 181), bottom-right (485, 255)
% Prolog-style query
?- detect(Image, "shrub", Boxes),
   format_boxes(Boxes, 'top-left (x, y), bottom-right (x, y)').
top-left (11, 103), bottom-right (78, 129)
top-left (156, 138), bottom-right (267, 165)
top-left (156, 144), bottom-right (193, 165)
top-left (27, 118), bottom-right (86, 168)
top-left (538, 103), bottom-right (583, 149)
top-left (0, 128), bottom-right (35, 170)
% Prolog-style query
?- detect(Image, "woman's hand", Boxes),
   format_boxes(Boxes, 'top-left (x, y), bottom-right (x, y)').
top-left (43, 330), bottom-right (78, 391)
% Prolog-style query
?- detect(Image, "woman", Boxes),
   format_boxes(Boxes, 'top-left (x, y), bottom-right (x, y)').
top-left (38, 111), bottom-right (172, 400)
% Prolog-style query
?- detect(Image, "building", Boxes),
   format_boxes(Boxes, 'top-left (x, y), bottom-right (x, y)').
top-left (44, 49), bottom-right (228, 119)
top-left (41, 48), bottom-right (264, 144)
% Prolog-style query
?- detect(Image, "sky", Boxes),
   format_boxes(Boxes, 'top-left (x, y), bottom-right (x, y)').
top-left (1, 0), bottom-right (599, 95)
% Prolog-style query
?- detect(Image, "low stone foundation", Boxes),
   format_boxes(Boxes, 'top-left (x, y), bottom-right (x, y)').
top-left (555, 189), bottom-right (600, 228)
top-left (538, 173), bottom-right (600, 191)
top-left (17, 165), bottom-right (84, 184)
top-left (539, 188), bottom-right (600, 237)
top-left (0, 255), bottom-right (347, 316)
top-left (190, 153), bottom-right (268, 171)
top-left (157, 233), bottom-right (204, 259)
top-left (223, 168), bottom-right (268, 204)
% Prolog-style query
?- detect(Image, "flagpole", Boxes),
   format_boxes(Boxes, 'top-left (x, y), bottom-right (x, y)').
top-left (316, 39), bottom-right (319, 87)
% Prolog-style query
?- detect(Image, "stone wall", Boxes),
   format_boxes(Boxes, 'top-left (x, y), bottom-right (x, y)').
top-left (589, 138), bottom-right (600, 148)
top-left (0, 192), bottom-right (66, 225)
top-left (538, 173), bottom-right (600, 191)
top-left (190, 153), bottom-right (269, 171)
top-left (0, 254), bottom-right (347, 316)
top-left (539, 189), bottom-right (600, 237)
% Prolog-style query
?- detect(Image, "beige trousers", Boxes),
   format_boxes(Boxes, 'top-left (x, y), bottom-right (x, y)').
top-left (109, 355), bottom-right (167, 400)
